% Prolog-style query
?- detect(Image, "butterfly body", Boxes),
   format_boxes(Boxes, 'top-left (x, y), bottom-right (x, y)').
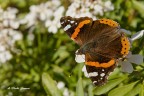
top-left (60, 16), bottom-right (130, 86)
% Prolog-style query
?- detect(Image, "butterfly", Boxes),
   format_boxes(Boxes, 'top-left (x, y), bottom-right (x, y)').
top-left (60, 16), bottom-right (130, 86)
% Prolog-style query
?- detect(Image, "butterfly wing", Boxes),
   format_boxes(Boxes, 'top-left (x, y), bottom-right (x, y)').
top-left (85, 51), bottom-right (117, 86)
top-left (60, 16), bottom-right (130, 86)
top-left (82, 20), bottom-right (130, 86)
top-left (86, 64), bottom-right (116, 86)
top-left (60, 16), bottom-right (93, 45)
top-left (60, 17), bottom-right (121, 46)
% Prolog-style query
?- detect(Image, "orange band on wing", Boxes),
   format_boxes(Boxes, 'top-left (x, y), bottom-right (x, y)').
top-left (85, 59), bottom-right (115, 68)
top-left (71, 20), bottom-right (90, 39)
top-left (121, 36), bottom-right (130, 56)
top-left (99, 19), bottom-right (119, 27)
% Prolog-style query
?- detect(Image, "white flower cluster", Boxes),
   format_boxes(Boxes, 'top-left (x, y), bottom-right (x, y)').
top-left (21, 0), bottom-right (65, 33)
top-left (20, 0), bottom-right (114, 33)
top-left (0, 7), bottom-right (20, 29)
top-left (21, 0), bottom-right (114, 33)
top-left (66, 0), bottom-right (114, 19)
top-left (0, 7), bottom-right (22, 64)
top-left (57, 81), bottom-right (69, 96)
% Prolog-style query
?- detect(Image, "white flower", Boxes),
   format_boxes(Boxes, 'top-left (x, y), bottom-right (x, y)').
top-left (66, 0), bottom-right (114, 19)
top-left (0, 7), bottom-right (20, 29)
top-left (104, 1), bottom-right (114, 11)
top-left (48, 25), bottom-right (58, 34)
top-left (119, 52), bottom-right (143, 73)
top-left (130, 30), bottom-right (144, 42)
top-left (9, 20), bottom-right (20, 29)
top-left (22, 1), bottom-right (64, 33)
top-left (0, 51), bottom-right (12, 63)
top-left (27, 32), bottom-right (35, 41)
top-left (57, 81), bottom-right (70, 96)
top-left (45, 6), bottom-right (64, 33)
top-left (0, 7), bottom-right (23, 64)
top-left (93, 5), bottom-right (103, 16)
top-left (57, 81), bottom-right (65, 89)
top-left (63, 88), bottom-right (69, 96)
top-left (0, 46), bottom-right (5, 51)
top-left (119, 30), bottom-right (144, 73)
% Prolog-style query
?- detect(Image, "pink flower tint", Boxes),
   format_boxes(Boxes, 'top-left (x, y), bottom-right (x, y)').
top-left (119, 52), bottom-right (143, 73)
top-left (119, 30), bottom-right (144, 73)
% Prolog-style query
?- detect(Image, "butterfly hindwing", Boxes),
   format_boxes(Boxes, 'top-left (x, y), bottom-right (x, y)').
top-left (86, 64), bottom-right (116, 86)
top-left (84, 52), bottom-right (116, 86)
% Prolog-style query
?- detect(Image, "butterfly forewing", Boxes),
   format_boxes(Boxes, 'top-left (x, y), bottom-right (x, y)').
top-left (60, 16), bottom-right (93, 45)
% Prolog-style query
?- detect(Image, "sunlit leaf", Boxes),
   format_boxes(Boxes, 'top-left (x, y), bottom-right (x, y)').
top-left (108, 81), bottom-right (138, 96)
top-left (126, 83), bottom-right (142, 96)
top-left (94, 76), bottom-right (127, 95)
top-left (88, 85), bottom-right (93, 96)
top-left (42, 73), bottom-right (61, 96)
top-left (76, 78), bottom-right (84, 96)
top-left (108, 68), bottom-right (120, 79)
top-left (139, 83), bottom-right (144, 96)
top-left (132, 0), bottom-right (144, 18)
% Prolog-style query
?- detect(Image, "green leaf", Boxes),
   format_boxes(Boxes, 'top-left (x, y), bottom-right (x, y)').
top-left (139, 82), bottom-right (144, 96)
top-left (88, 85), bottom-right (94, 96)
top-left (132, 0), bottom-right (144, 18)
top-left (52, 46), bottom-right (69, 64)
top-left (108, 68), bottom-right (120, 80)
top-left (125, 83), bottom-right (142, 96)
top-left (42, 73), bottom-right (61, 96)
top-left (94, 76), bottom-right (127, 95)
top-left (76, 78), bottom-right (84, 96)
top-left (108, 81), bottom-right (139, 96)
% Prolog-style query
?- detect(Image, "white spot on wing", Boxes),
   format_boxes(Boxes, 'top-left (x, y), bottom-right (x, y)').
top-left (64, 24), bottom-right (71, 31)
top-left (93, 81), bottom-right (97, 84)
top-left (89, 72), bottom-right (98, 77)
top-left (102, 69), bottom-right (104, 72)
top-left (70, 21), bottom-right (74, 23)
top-left (61, 21), bottom-right (64, 24)
top-left (100, 73), bottom-right (105, 77)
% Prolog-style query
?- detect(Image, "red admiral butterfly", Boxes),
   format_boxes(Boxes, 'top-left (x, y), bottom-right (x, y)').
top-left (60, 16), bottom-right (130, 86)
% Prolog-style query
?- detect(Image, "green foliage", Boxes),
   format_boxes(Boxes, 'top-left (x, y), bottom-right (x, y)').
top-left (76, 78), bottom-right (84, 96)
top-left (0, 0), bottom-right (144, 96)
top-left (42, 73), bottom-right (62, 96)
top-left (108, 81), bottom-right (139, 96)
top-left (94, 75), bottom-right (127, 95)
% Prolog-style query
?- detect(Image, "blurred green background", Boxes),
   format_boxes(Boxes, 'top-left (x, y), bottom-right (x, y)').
top-left (0, 0), bottom-right (143, 96)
